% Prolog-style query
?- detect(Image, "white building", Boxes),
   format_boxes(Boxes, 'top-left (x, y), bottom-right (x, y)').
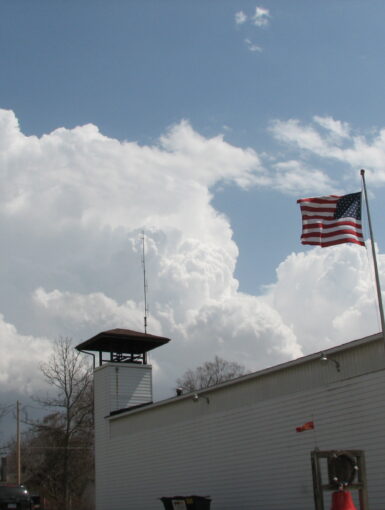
top-left (77, 329), bottom-right (385, 510)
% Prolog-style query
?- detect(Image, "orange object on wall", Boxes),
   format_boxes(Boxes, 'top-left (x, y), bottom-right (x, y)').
top-left (331, 491), bottom-right (357, 510)
top-left (295, 420), bottom-right (314, 432)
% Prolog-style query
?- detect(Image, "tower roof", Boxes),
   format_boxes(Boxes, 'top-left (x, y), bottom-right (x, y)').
top-left (76, 328), bottom-right (171, 354)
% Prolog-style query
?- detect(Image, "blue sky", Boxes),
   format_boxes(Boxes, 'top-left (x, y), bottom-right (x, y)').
top-left (3, 0), bottom-right (385, 291)
top-left (3, 0), bottom-right (385, 140)
top-left (1, 0), bottom-right (385, 421)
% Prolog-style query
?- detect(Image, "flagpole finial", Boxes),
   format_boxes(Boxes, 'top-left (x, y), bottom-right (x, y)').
top-left (360, 169), bottom-right (365, 176)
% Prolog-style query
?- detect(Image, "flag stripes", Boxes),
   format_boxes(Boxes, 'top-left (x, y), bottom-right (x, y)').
top-left (297, 192), bottom-right (365, 248)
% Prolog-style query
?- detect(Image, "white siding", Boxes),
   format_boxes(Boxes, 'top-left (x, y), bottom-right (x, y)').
top-left (94, 363), bottom-right (152, 415)
top-left (95, 335), bottom-right (385, 510)
top-left (94, 363), bottom-right (152, 510)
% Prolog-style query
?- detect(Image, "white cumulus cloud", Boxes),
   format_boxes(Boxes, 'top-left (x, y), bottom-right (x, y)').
top-left (252, 6), bottom-right (270, 27)
top-left (235, 10), bottom-right (247, 25)
top-left (0, 109), bottom-right (292, 399)
top-left (265, 244), bottom-right (383, 353)
top-left (272, 160), bottom-right (338, 196)
top-left (1, 108), bottom-right (385, 403)
top-left (269, 115), bottom-right (385, 185)
top-left (245, 39), bottom-right (263, 53)
top-left (235, 6), bottom-right (270, 53)
top-left (0, 314), bottom-right (52, 394)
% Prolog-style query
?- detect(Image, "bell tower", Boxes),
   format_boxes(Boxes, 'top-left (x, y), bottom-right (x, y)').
top-left (76, 328), bottom-right (170, 509)
top-left (76, 328), bottom-right (170, 414)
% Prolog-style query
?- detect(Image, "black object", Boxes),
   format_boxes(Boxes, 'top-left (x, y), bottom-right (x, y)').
top-left (31, 494), bottom-right (43, 509)
top-left (328, 453), bottom-right (358, 487)
top-left (160, 495), bottom-right (211, 510)
top-left (76, 328), bottom-right (171, 365)
top-left (0, 483), bottom-right (32, 510)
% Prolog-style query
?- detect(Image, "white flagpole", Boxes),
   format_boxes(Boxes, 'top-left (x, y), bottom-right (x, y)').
top-left (360, 169), bottom-right (385, 344)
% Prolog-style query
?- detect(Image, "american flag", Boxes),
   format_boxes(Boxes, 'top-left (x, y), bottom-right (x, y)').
top-left (297, 192), bottom-right (365, 248)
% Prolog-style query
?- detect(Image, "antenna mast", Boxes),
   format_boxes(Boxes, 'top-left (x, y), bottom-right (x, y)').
top-left (141, 231), bottom-right (149, 334)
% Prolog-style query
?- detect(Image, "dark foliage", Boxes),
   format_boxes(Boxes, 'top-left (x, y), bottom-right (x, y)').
top-left (176, 355), bottom-right (247, 392)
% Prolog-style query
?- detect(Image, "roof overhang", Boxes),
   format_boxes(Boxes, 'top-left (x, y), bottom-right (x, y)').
top-left (76, 328), bottom-right (171, 354)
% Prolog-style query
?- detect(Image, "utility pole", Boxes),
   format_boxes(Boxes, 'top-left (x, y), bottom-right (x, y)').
top-left (16, 401), bottom-right (20, 485)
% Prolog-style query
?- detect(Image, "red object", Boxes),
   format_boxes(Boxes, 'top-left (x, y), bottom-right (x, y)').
top-left (296, 420), bottom-right (314, 432)
top-left (331, 491), bottom-right (357, 510)
top-left (297, 193), bottom-right (365, 247)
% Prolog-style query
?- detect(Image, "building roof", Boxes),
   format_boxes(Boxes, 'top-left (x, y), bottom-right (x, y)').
top-left (107, 331), bottom-right (385, 421)
top-left (75, 328), bottom-right (171, 354)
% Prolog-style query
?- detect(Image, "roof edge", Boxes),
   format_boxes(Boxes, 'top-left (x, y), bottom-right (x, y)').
top-left (108, 332), bottom-right (384, 421)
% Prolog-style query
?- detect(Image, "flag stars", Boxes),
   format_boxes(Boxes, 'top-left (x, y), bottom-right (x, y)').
top-left (334, 193), bottom-right (362, 220)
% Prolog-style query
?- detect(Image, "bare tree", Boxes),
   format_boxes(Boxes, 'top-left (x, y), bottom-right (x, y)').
top-left (24, 337), bottom-right (94, 510)
top-left (176, 356), bottom-right (247, 392)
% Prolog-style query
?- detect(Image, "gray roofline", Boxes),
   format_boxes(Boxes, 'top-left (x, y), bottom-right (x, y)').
top-left (108, 331), bottom-right (383, 422)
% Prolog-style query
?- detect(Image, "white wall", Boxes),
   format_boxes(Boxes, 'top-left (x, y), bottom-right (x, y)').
top-left (95, 336), bottom-right (385, 510)
top-left (94, 362), bottom-right (152, 509)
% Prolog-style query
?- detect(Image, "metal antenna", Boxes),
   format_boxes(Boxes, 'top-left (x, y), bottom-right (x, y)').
top-left (141, 231), bottom-right (149, 334)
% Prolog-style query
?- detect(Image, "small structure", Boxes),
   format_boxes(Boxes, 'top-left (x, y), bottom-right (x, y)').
top-left (311, 449), bottom-right (368, 510)
top-left (76, 328), bottom-right (170, 414)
